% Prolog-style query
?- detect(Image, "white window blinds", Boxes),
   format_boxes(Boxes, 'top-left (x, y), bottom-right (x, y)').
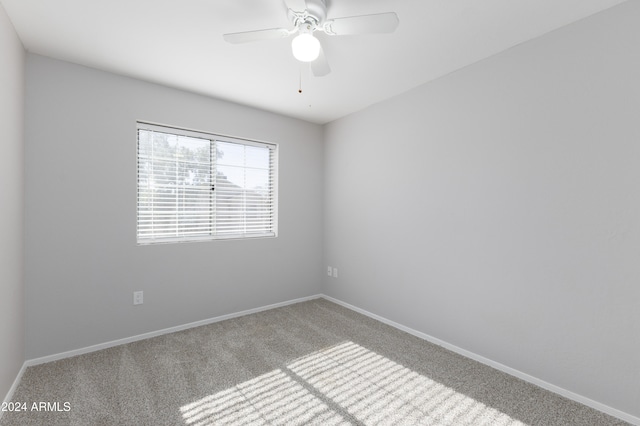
top-left (137, 123), bottom-right (277, 244)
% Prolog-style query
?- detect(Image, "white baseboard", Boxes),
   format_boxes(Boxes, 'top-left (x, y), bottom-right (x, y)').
top-left (1, 362), bottom-right (27, 420)
top-left (26, 294), bottom-right (322, 367)
top-left (320, 294), bottom-right (639, 426)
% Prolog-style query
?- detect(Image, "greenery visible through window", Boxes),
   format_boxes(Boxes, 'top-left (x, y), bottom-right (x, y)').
top-left (137, 123), bottom-right (277, 244)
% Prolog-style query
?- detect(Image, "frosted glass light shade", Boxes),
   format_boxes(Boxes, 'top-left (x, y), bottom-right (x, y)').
top-left (291, 33), bottom-right (320, 62)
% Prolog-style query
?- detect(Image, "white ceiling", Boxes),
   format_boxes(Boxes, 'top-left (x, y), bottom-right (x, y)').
top-left (1, 0), bottom-right (628, 124)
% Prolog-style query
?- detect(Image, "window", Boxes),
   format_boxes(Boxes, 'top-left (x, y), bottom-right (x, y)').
top-left (137, 122), bottom-right (277, 244)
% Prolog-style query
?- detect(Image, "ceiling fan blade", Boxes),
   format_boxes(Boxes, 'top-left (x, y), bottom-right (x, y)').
top-left (311, 45), bottom-right (331, 77)
top-left (323, 12), bottom-right (399, 36)
top-left (223, 28), bottom-right (291, 44)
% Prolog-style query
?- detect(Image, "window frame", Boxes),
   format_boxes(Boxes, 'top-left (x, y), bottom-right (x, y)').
top-left (136, 122), bottom-right (278, 245)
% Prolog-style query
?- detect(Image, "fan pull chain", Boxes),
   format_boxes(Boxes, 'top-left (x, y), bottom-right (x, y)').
top-left (298, 67), bottom-right (303, 94)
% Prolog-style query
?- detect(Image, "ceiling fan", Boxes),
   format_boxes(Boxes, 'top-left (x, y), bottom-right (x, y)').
top-left (222, 0), bottom-right (399, 77)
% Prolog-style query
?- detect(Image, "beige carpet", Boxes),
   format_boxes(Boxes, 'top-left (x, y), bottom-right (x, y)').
top-left (0, 299), bottom-right (629, 425)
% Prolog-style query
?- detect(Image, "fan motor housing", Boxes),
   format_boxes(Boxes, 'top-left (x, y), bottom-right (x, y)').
top-left (306, 0), bottom-right (327, 23)
top-left (289, 0), bottom-right (327, 27)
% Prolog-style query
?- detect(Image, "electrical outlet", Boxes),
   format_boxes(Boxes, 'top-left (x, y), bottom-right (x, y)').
top-left (133, 291), bottom-right (143, 305)
top-left (332, 267), bottom-right (338, 278)
top-left (327, 266), bottom-right (332, 276)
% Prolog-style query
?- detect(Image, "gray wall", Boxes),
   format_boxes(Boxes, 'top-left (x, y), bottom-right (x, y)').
top-left (0, 3), bottom-right (25, 402)
top-left (24, 54), bottom-right (324, 359)
top-left (323, 1), bottom-right (639, 418)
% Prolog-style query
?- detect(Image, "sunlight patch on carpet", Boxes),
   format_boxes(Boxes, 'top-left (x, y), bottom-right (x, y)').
top-left (288, 341), bottom-right (526, 425)
top-left (181, 341), bottom-right (525, 425)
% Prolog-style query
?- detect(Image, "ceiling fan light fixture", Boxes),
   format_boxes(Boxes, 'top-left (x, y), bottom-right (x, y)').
top-left (291, 32), bottom-right (320, 62)
top-left (223, 0), bottom-right (400, 77)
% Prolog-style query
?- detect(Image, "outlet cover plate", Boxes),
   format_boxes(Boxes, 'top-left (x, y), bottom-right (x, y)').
top-left (133, 291), bottom-right (143, 305)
